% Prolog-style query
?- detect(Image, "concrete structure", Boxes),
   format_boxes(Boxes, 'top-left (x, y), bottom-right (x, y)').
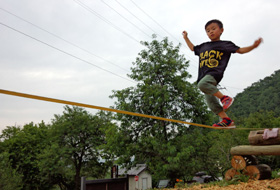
top-left (119, 164), bottom-right (152, 190)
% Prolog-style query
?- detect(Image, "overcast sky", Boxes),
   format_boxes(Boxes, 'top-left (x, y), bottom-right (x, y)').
top-left (0, 0), bottom-right (279, 132)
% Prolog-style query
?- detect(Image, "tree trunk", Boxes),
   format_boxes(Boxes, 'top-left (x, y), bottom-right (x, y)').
top-left (75, 166), bottom-right (81, 190)
top-left (244, 164), bottom-right (272, 180)
top-left (230, 145), bottom-right (280, 156)
top-left (225, 168), bottom-right (240, 181)
top-left (231, 155), bottom-right (246, 170)
top-left (231, 155), bottom-right (258, 170)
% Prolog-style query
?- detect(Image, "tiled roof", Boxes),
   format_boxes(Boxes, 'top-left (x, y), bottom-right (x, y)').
top-left (118, 164), bottom-right (147, 176)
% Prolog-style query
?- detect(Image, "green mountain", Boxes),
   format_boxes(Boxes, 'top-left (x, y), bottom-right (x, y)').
top-left (229, 69), bottom-right (280, 118)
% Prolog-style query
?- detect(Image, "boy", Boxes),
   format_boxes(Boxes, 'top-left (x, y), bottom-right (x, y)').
top-left (182, 19), bottom-right (262, 128)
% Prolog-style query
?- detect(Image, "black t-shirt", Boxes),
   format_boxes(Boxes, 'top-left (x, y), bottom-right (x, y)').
top-left (194, 40), bottom-right (240, 84)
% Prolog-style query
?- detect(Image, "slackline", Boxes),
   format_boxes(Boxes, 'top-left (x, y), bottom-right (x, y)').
top-left (0, 89), bottom-right (267, 130)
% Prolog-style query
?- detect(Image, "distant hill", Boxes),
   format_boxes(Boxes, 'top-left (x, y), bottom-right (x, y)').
top-left (229, 69), bottom-right (280, 118)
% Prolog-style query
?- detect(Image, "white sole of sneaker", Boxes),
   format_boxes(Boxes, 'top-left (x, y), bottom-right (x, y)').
top-left (214, 125), bottom-right (236, 129)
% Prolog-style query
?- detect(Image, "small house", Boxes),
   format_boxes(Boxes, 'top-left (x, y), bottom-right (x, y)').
top-left (119, 164), bottom-right (152, 190)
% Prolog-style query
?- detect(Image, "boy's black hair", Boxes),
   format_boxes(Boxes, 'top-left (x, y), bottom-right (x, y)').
top-left (205, 19), bottom-right (223, 29)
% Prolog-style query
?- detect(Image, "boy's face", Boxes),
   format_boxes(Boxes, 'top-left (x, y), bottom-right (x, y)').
top-left (205, 23), bottom-right (224, 41)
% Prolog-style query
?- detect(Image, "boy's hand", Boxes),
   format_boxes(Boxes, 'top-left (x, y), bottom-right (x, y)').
top-left (236, 37), bottom-right (263, 54)
top-left (253, 38), bottom-right (263, 48)
top-left (182, 31), bottom-right (188, 38)
top-left (182, 30), bottom-right (194, 51)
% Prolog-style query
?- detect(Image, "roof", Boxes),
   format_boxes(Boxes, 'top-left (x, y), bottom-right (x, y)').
top-left (118, 164), bottom-right (147, 176)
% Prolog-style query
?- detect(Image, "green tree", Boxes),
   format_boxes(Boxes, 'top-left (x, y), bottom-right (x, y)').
top-left (39, 106), bottom-right (112, 190)
top-left (229, 69), bottom-right (280, 119)
top-left (242, 111), bottom-right (280, 129)
top-left (207, 129), bottom-right (248, 176)
top-left (0, 126), bottom-right (21, 141)
top-left (108, 36), bottom-right (214, 183)
top-left (0, 122), bottom-right (51, 190)
top-left (228, 69), bottom-right (280, 171)
top-left (0, 152), bottom-right (23, 190)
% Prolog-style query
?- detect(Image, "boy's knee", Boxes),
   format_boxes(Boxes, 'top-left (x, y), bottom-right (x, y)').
top-left (197, 75), bottom-right (218, 95)
top-left (197, 81), bottom-right (208, 93)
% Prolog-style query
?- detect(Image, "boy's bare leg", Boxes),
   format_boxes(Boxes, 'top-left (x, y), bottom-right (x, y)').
top-left (214, 90), bottom-right (230, 119)
top-left (213, 91), bottom-right (224, 99)
top-left (218, 111), bottom-right (228, 119)
top-left (213, 90), bottom-right (234, 111)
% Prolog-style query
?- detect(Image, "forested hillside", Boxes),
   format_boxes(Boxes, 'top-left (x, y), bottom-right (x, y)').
top-left (229, 69), bottom-right (280, 118)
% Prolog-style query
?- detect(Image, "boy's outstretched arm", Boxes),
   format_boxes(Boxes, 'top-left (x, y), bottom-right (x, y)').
top-left (236, 38), bottom-right (263, 54)
top-left (182, 31), bottom-right (194, 51)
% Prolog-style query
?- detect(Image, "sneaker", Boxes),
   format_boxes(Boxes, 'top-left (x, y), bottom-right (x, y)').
top-left (221, 96), bottom-right (234, 111)
top-left (212, 117), bottom-right (236, 128)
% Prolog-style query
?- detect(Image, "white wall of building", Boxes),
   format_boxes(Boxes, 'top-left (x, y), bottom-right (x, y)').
top-left (128, 171), bottom-right (152, 190)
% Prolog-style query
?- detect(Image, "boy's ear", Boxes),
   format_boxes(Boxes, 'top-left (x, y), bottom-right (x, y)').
top-left (220, 28), bottom-right (224, 36)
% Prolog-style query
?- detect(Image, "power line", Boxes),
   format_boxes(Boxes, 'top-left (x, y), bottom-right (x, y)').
top-left (74, 0), bottom-right (198, 75)
top-left (73, 0), bottom-right (199, 82)
top-left (220, 83), bottom-right (244, 96)
top-left (0, 7), bottom-right (130, 73)
top-left (130, 0), bottom-right (181, 44)
top-left (75, 0), bottom-right (195, 69)
top-left (100, 0), bottom-right (151, 38)
top-left (129, 0), bottom-right (188, 47)
top-left (0, 4), bottom-right (198, 87)
top-left (224, 85), bottom-right (243, 91)
top-left (73, 0), bottom-right (140, 43)
top-left (115, 0), bottom-right (163, 38)
top-left (129, 0), bottom-right (199, 72)
top-left (0, 21), bottom-right (136, 84)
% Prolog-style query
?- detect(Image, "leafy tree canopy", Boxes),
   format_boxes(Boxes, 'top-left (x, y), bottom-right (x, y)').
top-left (0, 122), bottom-right (51, 190)
top-left (0, 152), bottom-right (23, 190)
top-left (229, 69), bottom-right (280, 119)
top-left (107, 36), bottom-right (215, 183)
top-left (39, 106), bottom-right (112, 190)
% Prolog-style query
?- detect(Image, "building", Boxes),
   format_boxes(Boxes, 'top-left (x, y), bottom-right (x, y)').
top-left (119, 164), bottom-right (152, 190)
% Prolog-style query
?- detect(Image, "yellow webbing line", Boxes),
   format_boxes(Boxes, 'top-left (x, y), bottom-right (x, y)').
top-left (0, 89), bottom-right (265, 130)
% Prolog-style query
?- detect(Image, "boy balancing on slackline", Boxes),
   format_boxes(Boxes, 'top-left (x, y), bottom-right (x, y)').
top-left (182, 19), bottom-right (262, 128)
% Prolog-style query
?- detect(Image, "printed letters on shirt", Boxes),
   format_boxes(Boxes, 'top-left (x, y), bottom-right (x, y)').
top-left (199, 50), bottom-right (223, 68)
